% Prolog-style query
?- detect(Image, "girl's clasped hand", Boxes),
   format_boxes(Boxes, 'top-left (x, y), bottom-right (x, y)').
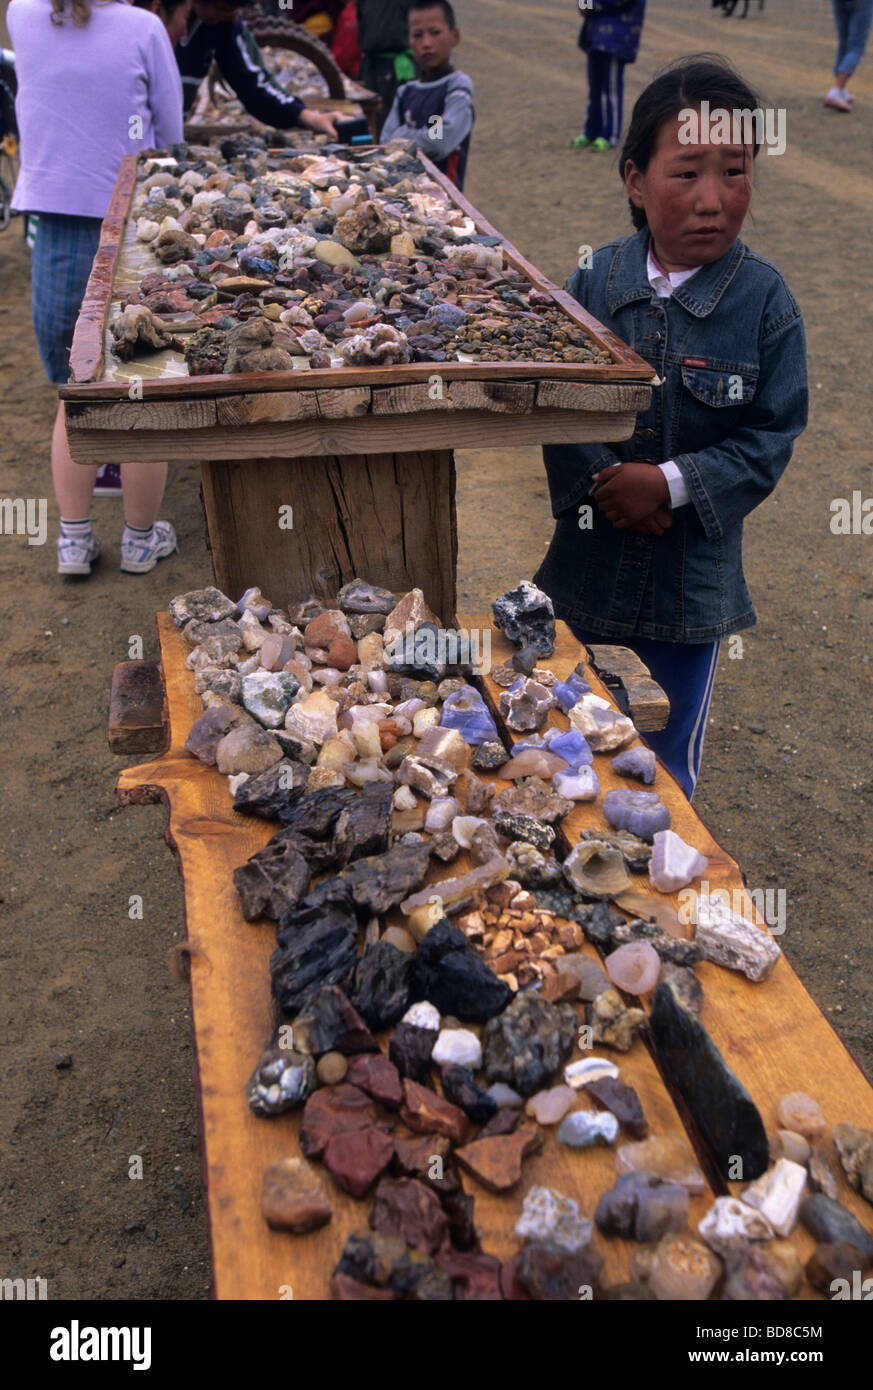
top-left (592, 461), bottom-right (672, 533)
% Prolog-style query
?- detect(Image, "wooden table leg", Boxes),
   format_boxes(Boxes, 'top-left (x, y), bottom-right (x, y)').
top-left (199, 449), bottom-right (457, 619)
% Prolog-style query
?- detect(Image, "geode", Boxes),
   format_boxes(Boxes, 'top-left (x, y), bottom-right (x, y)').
top-left (483, 992), bottom-right (577, 1097)
top-left (650, 982), bottom-right (769, 1181)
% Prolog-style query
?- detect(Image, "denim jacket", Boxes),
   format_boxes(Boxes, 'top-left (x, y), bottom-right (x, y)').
top-left (534, 228), bottom-right (808, 642)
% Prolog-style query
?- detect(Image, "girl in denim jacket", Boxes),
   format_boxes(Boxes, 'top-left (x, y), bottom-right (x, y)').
top-left (536, 56), bottom-right (808, 797)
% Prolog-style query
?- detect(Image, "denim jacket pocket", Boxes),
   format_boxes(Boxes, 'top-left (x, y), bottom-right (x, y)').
top-left (680, 362), bottom-right (759, 408)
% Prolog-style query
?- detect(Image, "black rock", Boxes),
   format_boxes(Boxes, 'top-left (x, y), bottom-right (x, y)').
top-left (267, 825), bottom-right (338, 876)
top-left (471, 740), bottom-right (508, 771)
top-left (650, 982), bottom-right (769, 1181)
top-left (351, 941), bottom-right (415, 1031)
top-left (232, 759), bottom-right (310, 819)
top-left (494, 813), bottom-right (555, 852)
top-left (290, 877), bottom-right (358, 919)
top-left (491, 581), bottom-right (556, 657)
top-left (482, 992), bottom-right (577, 1097)
top-left (233, 837), bottom-right (310, 921)
top-left (799, 1194), bottom-right (873, 1262)
top-left (334, 1230), bottom-right (452, 1300)
top-left (336, 840), bottom-right (433, 916)
top-left (292, 984), bottom-right (378, 1056)
top-left (270, 907), bottom-right (358, 1017)
top-left (612, 917), bottom-right (703, 966)
top-left (389, 1022), bottom-right (438, 1082)
top-left (332, 781), bottom-right (394, 865)
top-left (384, 620), bottom-right (447, 682)
top-left (586, 1076), bottom-right (648, 1139)
top-left (440, 1065), bottom-right (498, 1124)
top-left (409, 920), bottom-right (512, 1022)
top-left (246, 1029), bottom-right (317, 1116)
top-left (277, 785), bottom-right (358, 837)
top-left (439, 1189), bottom-right (479, 1251)
top-left (517, 1241), bottom-right (603, 1300)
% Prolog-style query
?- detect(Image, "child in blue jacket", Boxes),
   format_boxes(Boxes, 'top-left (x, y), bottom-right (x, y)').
top-left (571, 0), bottom-right (646, 151)
top-left (539, 56), bottom-right (808, 797)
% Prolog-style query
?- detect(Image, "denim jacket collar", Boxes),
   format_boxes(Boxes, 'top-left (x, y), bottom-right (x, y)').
top-left (605, 228), bottom-right (747, 318)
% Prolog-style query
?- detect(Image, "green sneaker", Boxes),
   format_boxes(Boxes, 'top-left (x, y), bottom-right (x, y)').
top-left (589, 137), bottom-right (611, 152)
top-left (569, 133), bottom-right (591, 149)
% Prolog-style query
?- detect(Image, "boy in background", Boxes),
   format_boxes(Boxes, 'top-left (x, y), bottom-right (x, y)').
top-left (380, 0), bottom-right (474, 188)
top-left (571, 0), bottom-right (646, 152)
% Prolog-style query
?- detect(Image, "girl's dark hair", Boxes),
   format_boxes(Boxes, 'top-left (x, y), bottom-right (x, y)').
top-left (619, 54), bottom-right (763, 230)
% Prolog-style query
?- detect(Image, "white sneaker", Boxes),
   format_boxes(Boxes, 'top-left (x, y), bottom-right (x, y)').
top-left (58, 532), bottom-right (101, 576)
top-left (120, 520), bottom-right (178, 574)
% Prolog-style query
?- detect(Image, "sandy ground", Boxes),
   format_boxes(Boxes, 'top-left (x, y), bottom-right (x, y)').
top-left (1, 0), bottom-right (872, 1298)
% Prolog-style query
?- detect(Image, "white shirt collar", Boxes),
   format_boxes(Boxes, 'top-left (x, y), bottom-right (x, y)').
top-left (646, 245), bottom-right (702, 299)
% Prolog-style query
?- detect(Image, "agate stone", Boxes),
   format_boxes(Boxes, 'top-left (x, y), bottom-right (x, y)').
top-left (516, 1186), bottom-right (592, 1253)
top-left (648, 829), bottom-right (708, 893)
top-left (439, 685), bottom-right (498, 744)
top-left (611, 746), bottom-right (657, 784)
top-left (603, 788), bottom-right (671, 842)
top-left (595, 1172), bottom-right (689, 1242)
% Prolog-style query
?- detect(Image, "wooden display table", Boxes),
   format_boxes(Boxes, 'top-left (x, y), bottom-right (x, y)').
top-left (115, 616), bottom-right (873, 1300)
top-left (61, 153), bottom-right (655, 621)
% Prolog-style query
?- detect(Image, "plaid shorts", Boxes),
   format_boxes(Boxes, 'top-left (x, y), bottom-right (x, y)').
top-left (31, 212), bottom-right (102, 386)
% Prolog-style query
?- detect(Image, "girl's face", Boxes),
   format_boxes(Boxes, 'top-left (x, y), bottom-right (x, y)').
top-left (625, 110), bottom-right (754, 271)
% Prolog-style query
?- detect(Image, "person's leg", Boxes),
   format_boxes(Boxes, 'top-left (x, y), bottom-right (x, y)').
top-left (610, 57), bottom-right (626, 145)
top-left (52, 402), bottom-right (99, 517)
top-left (840, 0), bottom-right (873, 86)
top-left (585, 51), bottom-right (607, 142)
top-left (568, 626), bottom-right (721, 800)
top-left (120, 461), bottom-right (169, 530)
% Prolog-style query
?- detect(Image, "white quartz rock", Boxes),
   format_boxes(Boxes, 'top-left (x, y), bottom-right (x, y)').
top-left (239, 609), bottom-right (270, 651)
top-left (553, 766), bottom-right (600, 801)
top-left (451, 815), bottom-right (489, 849)
top-left (694, 893), bottom-right (782, 982)
top-left (425, 797), bottom-right (461, 832)
top-left (393, 785), bottom-right (417, 811)
top-left (431, 1027), bottom-right (482, 1069)
top-left (283, 690), bottom-right (338, 745)
top-left (648, 829), bottom-right (709, 893)
top-left (698, 1197), bottom-right (774, 1255)
top-left (227, 772), bottom-right (250, 797)
top-left (741, 1158), bottom-right (807, 1237)
top-left (515, 1186), bottom-right (592, 1253)
top-left (564, 1057), bottom-right (620, 1089)
top-left (402, 1001), bottom-right (441, 1031)
top-left (568, 693), bottom-right (636, 752)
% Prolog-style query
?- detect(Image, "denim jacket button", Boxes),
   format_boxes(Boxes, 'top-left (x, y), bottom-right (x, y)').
top-left (636, 428), bottom-right (656, 439)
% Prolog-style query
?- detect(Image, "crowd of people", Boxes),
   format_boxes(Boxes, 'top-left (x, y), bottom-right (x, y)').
top-left (5, 2), bottom-right (823, 795)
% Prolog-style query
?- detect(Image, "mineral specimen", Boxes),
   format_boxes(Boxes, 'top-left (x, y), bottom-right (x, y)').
top-left (400, 1079), bottom-right (469, 1145)
top-left (350, 941), bottom-right (414, 1031)
top-left (648, 829), bottom-right (708, 893)
top-left (436, 1250), bottom-right (502, 1300)
top-left (552, 672), bottom-right (591, 715)
top-left (557, 1110), bottom-right (619, 1148)
top-left (552, 766), bottom-right (600, 802)
top-left (389, 1022), bottom-right (438, 1083)
top-left (563, 1057), bottom-right (620, 1089)
top-left (332, 780), bottom-right (395, 863)
top-left (233, 759), bottom-right (310, 820)
top-left (616, 1136), bottom-right (706, 1194)
top-left (611, 916), bottom-right (702, 966)
top-left (454, 1127), bottom-right (542, 1191)
top-left (770, 1130), bottom-right (811, 1166)
top-left (186, 705), bottom-right (244, 764)
top-left (408, 919), bottom-right (513, 1021)
top-left (720, 1243), bottom-right (791, 1301)
top-left (603, 787), bottom-right (671, 841)
top-left (569, 694), bottom-right (636, 752)
top-left (517, 1241), bottom-right (603, 1300)
top-left (369, 1177), bottom-right (449, 1256)
top-left (650, 983), bottom-right (769, 1180)
top-left (832, 1122), bottom-right (873, 1205)
top-left (585, 988), bottom-right (647, 1053)
top-left (215, 723), bottom-right (283, 775)
top-left (333, 840), bottom-right (433, 915)
top-left (494, 780), bottom-right (573, 823)
top-left (693, 893), bottom-right (782, 982)
top-left (647, 1234), bottom-right (722, 1301)
top-left (525, 1086), bottom-right (576, 1125)
top-left (775, 1091), bottom-right (828, 1142)
top-left (431, 1027), bottom-right (482, 1069)
top-left (659, 963), bottom-right (704, 1015)
top-left (498, 678), bottom-right (554, 732)
top-left (585, 1076), bottom-right (648, 1139)
top-left (482, 992), bottom-right (577, 1097)
top-left (439, 685), bottom-right (498, 744)
top-left (233, 836), bottom-right (310, 921)
top-left (440, 1065), bottom-right (498, 1123)
top-left (563, 840), bottom-right (630, 898)
top-left (493, 812), bottom-right (554, 851)
top-left (246, 1032), bottom-right (316, 1116)
top-left (271, 908), bottom-right (358, 1016)
top-left (299, 1083), bottom-right (392, 1159)
top-left (491, 581), bottom-right (556, 656)
top-left (799, 1193), bottom-right (873, 1261)
top-left (344, 1053), bottom-right (403, 1110)
top-left (611, 746), bottom-right (657, 784)
top-left (292, 985), bottom-right (378, 1057)
top-left (333, 1230), bottom-right (452, 1301)
top-left (516, 1186), bottom-right (592, 1253)
top-left (262, 1157), bottom-right (332, 1233)
top-left (805, 1242), bottom-right (870, 1293)
top-left (595, 1172), bottom-right (689, 1242)
top-left (337, 578), bottom-right (396, 615)
top-left (324, 1127), bottom-right (396, 1198)
top-left (698, 1197), bottom-right (774, 1255)
top-left (605, 941), bottom-right (661, 995)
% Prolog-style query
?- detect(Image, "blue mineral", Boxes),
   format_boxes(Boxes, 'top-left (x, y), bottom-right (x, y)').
top-left (611, 746), bottom-right (657, 785)
top-left (491, 581), bottom-right (556, 657)
top-left (603, 788), bottom-right (670, 842)
top-left (553, 671), bottom-right (592, 714)
top-left (440, 685), bottom-right (498, 744)
top-left (549, 728), bottom-right (593, 769)
top-left (239, 254), bottom-right (276, 277)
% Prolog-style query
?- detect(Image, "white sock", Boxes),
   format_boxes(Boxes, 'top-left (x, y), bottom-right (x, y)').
top-left (828, 85), bottom-right (845, 100)
top-left (60, 518), bottom-right (92, 539)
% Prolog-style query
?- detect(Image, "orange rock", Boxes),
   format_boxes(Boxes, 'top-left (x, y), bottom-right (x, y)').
top-left (541, 973), bottom-right (581, 1004)
top-left (530, 932), bottom-right (550, 954)
top-left (541, 945), bottom-right (565, 960)
top-left (455, 1128), bottom-right (543, 1192)
top-left (400, 1079), bottom-right (469, 1145)
top-left (492, 950), bottom-right (521, 974)
top-left (557, 924), bottom-right (585, 950)
top-left (517, 962), bottom-right (539, 987)
top-left (490, 929), bottom-right (513, 955)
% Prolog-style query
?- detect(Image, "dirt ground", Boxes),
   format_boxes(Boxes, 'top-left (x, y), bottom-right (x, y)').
top-left (1, 0), bottom-right (871, 1300)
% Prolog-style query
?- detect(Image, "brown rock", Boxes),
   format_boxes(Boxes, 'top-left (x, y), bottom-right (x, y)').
top-left (440, 1189), bottom-right (478, 1251)
top-left (316, 1051), bottom-right (348, 1085)
top-left (436, 1249), bottom-right (503, 1300)
top-left (400, 1079), bottom-right (469, 1145)
top-left (327, 635), bottom-right (358, 671)
top-left (383, 588), bottom-right (441, 645)
top-left (299, 1082), bottom-right (391, 1158)
top-left (500, 1253), bottom-right (532, 1300)
top-left (323, 1126), bottom-right (395, 1199)
top-left (557, 923), bottom-right (585, 950)
top-left (476, 1106), bottom-right (521, 1140)
top-left (455, 1127), bottom-right (543, 1193)
top-left (392, 1134), bottom-right (461, 1196)
top-left (304, 610), bottom-right (351, 649)
top-left (541, 973), bottom-right (581, 1005)
top-left (518, 1242), bottom-right (604, 1300)
top-left (330, 1272), bottom-right (396, 1300)
top-left (369, 1176), bottom-right (449, 1255)
top-left (345, 1053), bottom-right (403, 1109)
top-left (805, 1241), bottom-right (870, 1293)
top-left (261, 1157), bottom-right (332, 1233)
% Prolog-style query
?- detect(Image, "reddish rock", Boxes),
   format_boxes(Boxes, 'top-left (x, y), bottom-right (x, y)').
top-left (440, 1190), bottom-right (479, 1252)
top-left (304, 611), bottom-right (350, 650)
top-left (392, 1134), bottom-right (461, 1196)
top-left (294, 985), bottom-right (378, 1056)
top-left (455, 1128), bottom-right (543, 1193)
top-left (436, 1249), bottom-right (503, 1300)
top-left (327, 636), bottom-right (358, 671)
top-left (323, 1126), bottom-right (395, 1198)
top-left (261, 1157), bottom-right (332, 1234)
top-left (500, 1253), bottom-right (532, 1300)
top-left (541, 973), bottom-right (581, 1005)
top-left (346, 1053), bottom-right (403, 1109)
top-left (330, 1272), bottom-right (396, 1300)
top-left (476, 1106), bottom-right (521, 1140)
top-left (369, 1176), bottom-right (449, 1255)
top-left (805, 1242), bottom-right (867, 1294)
top-left (518, 1242), bottom-right (604, 1300)
top-left (401, 1078), bottom-right (469, 1145)
top-left (299, 1082), bottom-right (391, 1158)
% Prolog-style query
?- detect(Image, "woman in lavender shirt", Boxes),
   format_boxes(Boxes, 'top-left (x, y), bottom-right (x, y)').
top-left (8, 0), bottom-right (184, 575)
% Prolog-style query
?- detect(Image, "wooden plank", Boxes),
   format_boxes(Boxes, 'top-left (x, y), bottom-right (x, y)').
top-left (447, 380), bottom-right (535, 413)
top-left (68, 155), bottom-right (139, 385)
top-left (371, 383), bottom-right (450, 416)
top-left (65, 398), bottom-right (218, 433)
top-left (108, 659), bottom-right (167, 755)
top-left (64, 407), bottom-right (641, 465)
top-left (215, 393), bottom-right (320, 426)
top-left (537, 381), bottom-right (653, 414)
top-left (466, 614), bottom-right (873, 1289)
top-left (586, 644), bottom-right (670, 734)
top-left (314, 387), bottom-right (371, 420)
top-left (117, 615), bottom-right (719, 1300)
top-left (199, 450), bottom-right (457, 622)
